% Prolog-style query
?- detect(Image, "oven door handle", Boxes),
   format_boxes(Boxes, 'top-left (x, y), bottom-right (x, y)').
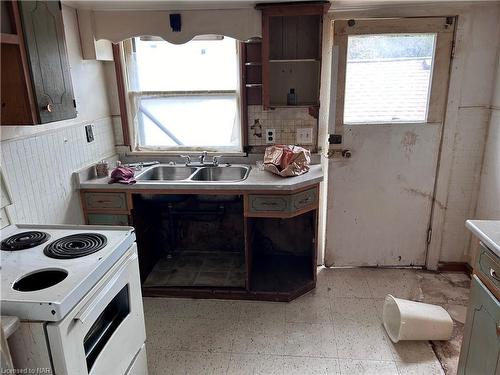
top-left (74, 253), bottom-right (136, 325)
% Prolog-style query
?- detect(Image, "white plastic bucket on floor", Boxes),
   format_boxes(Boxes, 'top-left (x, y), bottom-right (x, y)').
top-left (382, 294), bottom-right (453, 343)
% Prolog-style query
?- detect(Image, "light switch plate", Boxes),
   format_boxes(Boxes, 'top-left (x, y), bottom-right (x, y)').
top-left (266, 128), bottom-right (276, 144)
top-left (296, 128), bottom-right (313, 145)
top-left (85, 124), bottom-right (95, 143)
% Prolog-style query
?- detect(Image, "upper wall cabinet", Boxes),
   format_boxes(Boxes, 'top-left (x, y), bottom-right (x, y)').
top-left (0, 1), bottom-right (76, 125)
top-left (257, 2), bottom-right (329, 109)
top-left (19, 1), bottom-right (76, 124)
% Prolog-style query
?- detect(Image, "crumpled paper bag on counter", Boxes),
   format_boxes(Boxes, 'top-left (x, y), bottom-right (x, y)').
top-left (263, 145), bottom-right (311, 177)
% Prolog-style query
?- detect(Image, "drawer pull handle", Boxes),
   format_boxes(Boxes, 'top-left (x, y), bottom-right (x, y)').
top-left (261, 202), bottom-right (278, 206)
top-left (489, 268), bottom-right (500, 282)
top-left (298, 197), bottom-right (312, 205)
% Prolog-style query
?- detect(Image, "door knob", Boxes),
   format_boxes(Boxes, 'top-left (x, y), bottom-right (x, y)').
top-left (342, 149), bottom-right (352, 158)
top-left (44, 103), bottom-right (54, 112)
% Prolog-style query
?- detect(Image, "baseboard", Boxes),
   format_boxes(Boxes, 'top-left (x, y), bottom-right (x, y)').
top-left (437, 261), bottom-right (473, 275)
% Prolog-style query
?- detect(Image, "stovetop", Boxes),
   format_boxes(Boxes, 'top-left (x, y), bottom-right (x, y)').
top-left (1, 224), bottom-right (135, 322)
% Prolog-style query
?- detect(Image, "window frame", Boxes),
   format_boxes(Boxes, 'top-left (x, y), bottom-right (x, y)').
top-left (333, 17), bottom-right (455, 128)
top-left (114, 37), bottom-right (246, 154)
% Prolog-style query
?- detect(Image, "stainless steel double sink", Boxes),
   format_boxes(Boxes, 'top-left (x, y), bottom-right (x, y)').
top-left (135, 164), bottom-right (251, 182)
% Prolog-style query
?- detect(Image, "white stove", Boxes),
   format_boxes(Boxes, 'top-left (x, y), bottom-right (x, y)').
top-left (1, 224), bottom-right (135, 321)
top-left (1, 224), bottom-right (147, 375)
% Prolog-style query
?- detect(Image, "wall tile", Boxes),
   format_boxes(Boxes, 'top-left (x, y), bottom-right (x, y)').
top-left (247, 105), bottom-right (317, 147)
top-left (0, 118), bottom-right (115, 225)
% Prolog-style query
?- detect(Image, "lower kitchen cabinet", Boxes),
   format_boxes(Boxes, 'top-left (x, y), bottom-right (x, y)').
top-left (457, 275), bottom-right (500, 375)
top-left (80, 185), bottom-right (319, 301)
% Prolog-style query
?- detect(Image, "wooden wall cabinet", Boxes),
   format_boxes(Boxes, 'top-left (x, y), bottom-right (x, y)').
top-left (1, 1), bottom-right (76, 125)
top-left (257, 2), bottom-right (329, 109)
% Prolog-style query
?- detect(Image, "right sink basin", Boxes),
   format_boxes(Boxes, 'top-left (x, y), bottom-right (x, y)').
top-left (191, 166), bottom-right (251, 182)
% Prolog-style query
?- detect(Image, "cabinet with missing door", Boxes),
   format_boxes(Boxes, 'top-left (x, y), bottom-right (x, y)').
top-left (80, 184), bottom-right (320, 301)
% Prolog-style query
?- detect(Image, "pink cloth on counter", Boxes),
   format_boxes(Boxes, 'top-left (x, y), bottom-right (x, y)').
top-left (108, 166), bottom-right (136, 184)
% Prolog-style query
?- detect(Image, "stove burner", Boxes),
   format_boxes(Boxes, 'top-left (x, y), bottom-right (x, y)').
top-left (44, 233), bottom-right (107, 259)
top-left (1, 231), bottom-right (50, 251)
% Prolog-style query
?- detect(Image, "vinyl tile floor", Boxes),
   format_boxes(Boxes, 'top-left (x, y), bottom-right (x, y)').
top-left (143, 268), bottom-right (469, 375)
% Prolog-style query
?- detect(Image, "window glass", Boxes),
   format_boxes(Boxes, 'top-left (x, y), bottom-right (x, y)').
top-left (128, 36), bottom-right (240, 150)
top-left (344, 33), bottom-right (436, 124)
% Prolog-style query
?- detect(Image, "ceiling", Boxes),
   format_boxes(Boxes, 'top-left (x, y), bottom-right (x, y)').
top-left (63, 0), bottom-right (499, 11)
top-left (62, 0), bottom-right (310, 10)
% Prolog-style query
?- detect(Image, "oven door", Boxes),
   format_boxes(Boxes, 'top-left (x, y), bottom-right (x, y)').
top-left (46, 244), bottom-right (146, 375)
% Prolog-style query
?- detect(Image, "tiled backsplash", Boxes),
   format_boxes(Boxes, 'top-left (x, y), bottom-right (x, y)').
top-left (247, 105), bottom-right (317, 147)
top-left (0, 118), bottom-right (115, 224)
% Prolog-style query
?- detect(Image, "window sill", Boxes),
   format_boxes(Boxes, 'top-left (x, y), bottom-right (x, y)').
top-left (125, 150), bottom-right (248, 157)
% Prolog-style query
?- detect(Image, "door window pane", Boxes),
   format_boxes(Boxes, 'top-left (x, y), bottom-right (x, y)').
top-left (344, 33), bottom-right (436, 124)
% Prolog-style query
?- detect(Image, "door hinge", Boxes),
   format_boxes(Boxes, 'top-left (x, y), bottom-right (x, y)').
top-left (427, 228), bottom-right (433, 244)
top-left (73, 99), bottom-right (77, 108)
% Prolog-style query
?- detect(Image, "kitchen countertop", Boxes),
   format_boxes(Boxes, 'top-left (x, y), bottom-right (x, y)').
top-left (76, 164), bottom-right (323, 192)
top-left (466, 220), bottom-right (500, 258)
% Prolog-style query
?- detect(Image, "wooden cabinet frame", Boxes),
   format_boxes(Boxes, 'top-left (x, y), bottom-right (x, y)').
top-left (0, 0), bottom-right (38, 125)
top-left (258, 2), bottom-right (329, 109)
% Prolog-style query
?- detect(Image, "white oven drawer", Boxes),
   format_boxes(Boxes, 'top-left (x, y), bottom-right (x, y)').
top-left (46, 244), bottom-right (146, 375)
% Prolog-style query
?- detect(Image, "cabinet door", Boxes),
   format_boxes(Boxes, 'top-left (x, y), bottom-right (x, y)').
top-left (19, 1), bottom-right (76, 123)
top-left (458, 275), bottom-right (500, 375)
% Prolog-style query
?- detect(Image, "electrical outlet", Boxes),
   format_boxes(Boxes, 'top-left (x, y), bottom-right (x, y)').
top-left (266, 128), bottom-right (276, 144)
top-left (296, 128), bottom-right (313, 145)
top-left (85, 124), bottom-right (95, 143)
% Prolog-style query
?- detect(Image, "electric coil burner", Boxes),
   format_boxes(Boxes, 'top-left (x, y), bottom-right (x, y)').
top-left (44, 233), bottom-right (108, 259)
top-left (1, 231), bottom-right (50, 251)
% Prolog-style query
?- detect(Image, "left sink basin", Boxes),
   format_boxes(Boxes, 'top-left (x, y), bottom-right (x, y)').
top-left (135, 166), bottom-right (197, 181)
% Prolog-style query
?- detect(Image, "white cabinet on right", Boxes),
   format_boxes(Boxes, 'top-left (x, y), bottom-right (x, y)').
top-left (458, 242), bottom-right (500, 375)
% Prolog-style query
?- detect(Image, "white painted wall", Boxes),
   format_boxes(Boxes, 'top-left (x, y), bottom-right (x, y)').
top-left (0, 5), bottom-right (116, 225)
top-left (474, 53), bottom-right (500, 219)
top-left (428, 4), bottom-right (500, 265)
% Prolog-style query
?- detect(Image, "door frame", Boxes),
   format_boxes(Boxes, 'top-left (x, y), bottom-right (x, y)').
top-left (324, 16), bottom-right (456, 268)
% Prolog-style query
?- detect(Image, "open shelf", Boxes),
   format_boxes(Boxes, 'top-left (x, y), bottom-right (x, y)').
top-left (250, 254), bottom-right (313, 294)
top-left (1, 33), bottom-right (19, 44)
top-left (248, 211), bottom-right (316, 296)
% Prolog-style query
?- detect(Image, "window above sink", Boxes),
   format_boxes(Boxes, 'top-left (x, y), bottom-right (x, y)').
top-left (122, 36), bottom-right (243, 153)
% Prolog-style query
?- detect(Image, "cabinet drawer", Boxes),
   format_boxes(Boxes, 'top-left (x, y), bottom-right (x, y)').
top-left (476, 243), bottom-right (500, 291)
top-left (247, 187), bottom-right (318, 215)
top-left (87, 214), bottom-right (129, 226)
top-left (292, 188), bottom-right (318, 210)
top-left (249, 196), bottom-right (288, 212)
top-left (84, 192), bottom-right (128, 211)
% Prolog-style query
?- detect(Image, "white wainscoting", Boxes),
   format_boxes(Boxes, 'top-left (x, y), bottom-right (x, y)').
top-left (1, 117), bottom-right (115, 225)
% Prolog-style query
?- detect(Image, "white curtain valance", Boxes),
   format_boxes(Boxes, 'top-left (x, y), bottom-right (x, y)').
top-left (88, 8), bottom-right (261, 44)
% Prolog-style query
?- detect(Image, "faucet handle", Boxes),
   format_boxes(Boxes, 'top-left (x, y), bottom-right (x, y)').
top-left (180, 155), bottom-right (191, 165)
top-left (212, 156), bottom-right (223, 166)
